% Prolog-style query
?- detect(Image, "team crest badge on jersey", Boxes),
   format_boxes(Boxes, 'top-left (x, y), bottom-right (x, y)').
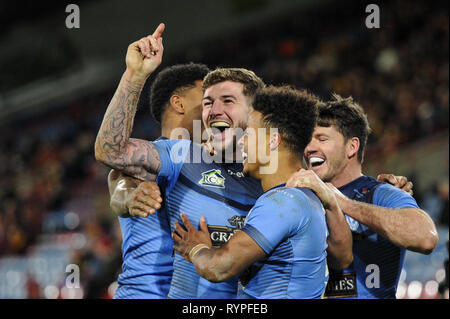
top-left (228, 215), bottom-right (246, 229)
top-left (198, 169), bottom-right (225, 188)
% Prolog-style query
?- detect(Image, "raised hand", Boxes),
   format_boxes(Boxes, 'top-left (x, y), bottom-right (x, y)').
top-left (125, 23), bottom-right (165, 80)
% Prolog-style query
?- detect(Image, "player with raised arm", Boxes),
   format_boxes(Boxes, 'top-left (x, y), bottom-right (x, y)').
top-left (287, 94), bottom-right (438, 298)
top-left (172, 86), bottom-right (330, 298)
top-left (109, 62), bottom-right (210, 298)
top-left (96, 23), bottom-right (414, 298)
top-left (95, 23), bottom-right (166, 182)
top-left (95, 25), bottom-right (267, 298)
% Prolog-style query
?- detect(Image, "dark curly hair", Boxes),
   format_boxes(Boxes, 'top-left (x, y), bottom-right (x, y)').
top-left (317, 93), bottom-right (371, 163)
top-left (150, 63), bottom-right (210, 123)
top-left (252, 85), bottom-right (319, 157)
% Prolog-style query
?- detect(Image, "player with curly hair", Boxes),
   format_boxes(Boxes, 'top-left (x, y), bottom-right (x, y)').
top-left (172, 86), bottom-right (332, 299)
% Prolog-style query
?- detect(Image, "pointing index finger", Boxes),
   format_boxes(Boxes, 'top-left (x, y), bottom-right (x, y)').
top-left (152, 23), bottom-right (165, 39)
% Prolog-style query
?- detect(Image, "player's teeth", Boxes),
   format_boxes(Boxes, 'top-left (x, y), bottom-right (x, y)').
top-left (211, 121), bottom-right (230, 128)
top-left (309, 157), bottom-right (325, 165)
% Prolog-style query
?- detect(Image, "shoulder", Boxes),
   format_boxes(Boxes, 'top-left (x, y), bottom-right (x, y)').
top-left (152, 139), bottom-right (192, 162)
top-left (372, 182), bottom-right (419, 209)
top-left (256, 187), bottom-right (320, 216)
top-left (259, 187), bottom-right (305, 205)
top-left (153, 138), bottom-right (192, 149)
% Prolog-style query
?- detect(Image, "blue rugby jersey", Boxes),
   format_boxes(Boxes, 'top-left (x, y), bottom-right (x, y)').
top-left (238, 185), bottom-right (329, 299)
top-left (323, 176), bottom-right (420, 299)
top-left (153, 139), bottom-right (263, 299)
top-left (114, 137), bottom-right (173, 299)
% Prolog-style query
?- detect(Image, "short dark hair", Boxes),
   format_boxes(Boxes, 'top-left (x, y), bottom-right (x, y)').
top-left (202, 68), bottom-right (265, 100)
top-left (252, 85), bottom-right (319, 157)
top-left (317, 93), bottom-right (372, 163)
top-left (150, 63), bottom-right (210, 123)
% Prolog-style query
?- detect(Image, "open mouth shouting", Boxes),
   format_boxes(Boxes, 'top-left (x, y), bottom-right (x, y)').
top-left (308, 156), bottom-right (325, 170)
top-left (209, 121), bottom-right (232, 141)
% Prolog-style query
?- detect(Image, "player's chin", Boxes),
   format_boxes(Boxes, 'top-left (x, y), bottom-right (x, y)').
top-left (309, 164), bottom-right (327, 180)
top-left (211, 138), bottom-right (234, 154)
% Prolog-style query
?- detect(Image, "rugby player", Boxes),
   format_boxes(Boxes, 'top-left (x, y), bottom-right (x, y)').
top-left (96, 23), bottom-right (414, 298)
top-left (108, 61), bottom-right (210, 298)
top-left (172, 86), bottom-right (330, 298)
top-left (95, 23), bottom-right (269, 298)
top-left (287, 94), bottom-right (439, 298)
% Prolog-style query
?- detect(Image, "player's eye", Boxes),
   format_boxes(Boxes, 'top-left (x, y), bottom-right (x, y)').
top-left (203, 101), bottom-right (212, 107)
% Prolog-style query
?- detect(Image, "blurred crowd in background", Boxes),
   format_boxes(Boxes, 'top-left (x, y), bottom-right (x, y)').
top-left (0, 0), bottom-right (448, 298)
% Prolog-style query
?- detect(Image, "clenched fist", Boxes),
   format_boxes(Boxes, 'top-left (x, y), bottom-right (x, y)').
top-left (125, 23), bottom-right (165, 81)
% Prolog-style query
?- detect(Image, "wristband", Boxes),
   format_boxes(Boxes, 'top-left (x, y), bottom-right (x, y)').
top-left (188, 244), bottom-right (210, 262)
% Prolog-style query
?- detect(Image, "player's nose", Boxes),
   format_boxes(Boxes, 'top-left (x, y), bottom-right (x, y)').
top-left (304, 139), bottom-right (318, 156)
top-left (210, 100), bottom-right (225, 115)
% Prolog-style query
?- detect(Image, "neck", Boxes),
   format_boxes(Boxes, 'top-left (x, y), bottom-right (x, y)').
top-left (161, 114), bottom-right (187, 139)
top-left (222, 148), bottom-right (239, 163)
top-left (259, 152), bottom-right (302, 192)
top-left (329, 160), bottom-right (363, 188)
top-left (161, 125), bottom-right (173, 139)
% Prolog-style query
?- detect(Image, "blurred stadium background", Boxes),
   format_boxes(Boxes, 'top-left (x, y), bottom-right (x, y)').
top-left (0, 0), bottom-right (448, 299)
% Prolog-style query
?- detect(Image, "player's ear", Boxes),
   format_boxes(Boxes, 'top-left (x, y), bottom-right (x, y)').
top-left (346, 137), bottom-right (360, 159)
top-left (269, 131), bottom-right (281, 151)
top-left (169, 94), bottom-right (185, 115)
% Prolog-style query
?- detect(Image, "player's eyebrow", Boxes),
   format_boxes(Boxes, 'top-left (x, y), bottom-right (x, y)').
top-left (220, 95), bottom-right (236, 100)
top-left (202, 95), bottom-right (237, 101)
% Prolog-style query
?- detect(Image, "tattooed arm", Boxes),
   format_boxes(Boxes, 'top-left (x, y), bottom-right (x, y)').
top-left (95, 23), bottom-right (165, 181)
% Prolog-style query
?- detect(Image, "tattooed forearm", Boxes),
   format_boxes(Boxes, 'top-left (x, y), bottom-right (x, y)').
top-left (120, 138), bottom-right (162, 181)
top-left (96, 78), bottom-right (142, 157)
top-left (95, 72), bottom-right (161, 181)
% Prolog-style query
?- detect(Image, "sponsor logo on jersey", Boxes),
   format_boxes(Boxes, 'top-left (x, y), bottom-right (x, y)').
top-left (207, 215), bottom-right (245, 246)
top-left (227, 169), bottom-right (245, 178)
top-left (323, 272), bottom-right (357, 298)
top-left (198, 169), bottom-right (225, 188)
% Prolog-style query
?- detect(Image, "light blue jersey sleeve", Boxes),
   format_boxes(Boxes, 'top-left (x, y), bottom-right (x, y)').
top-left (347, 183), bottom-right (420, 235)
top-left (152, 139), bottom-right (191, 190)
top-left (372, 183), bottom-right (420, 209)
top-left (241, 188), bottom-right (313, 254)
